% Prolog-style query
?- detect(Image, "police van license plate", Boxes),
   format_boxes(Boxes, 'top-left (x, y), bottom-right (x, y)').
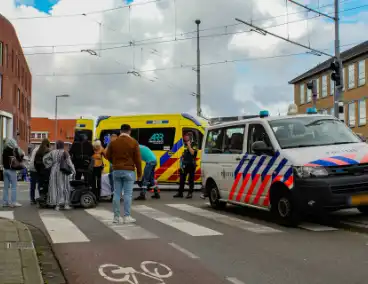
top-left (350, 195), bottom-right (368, 206)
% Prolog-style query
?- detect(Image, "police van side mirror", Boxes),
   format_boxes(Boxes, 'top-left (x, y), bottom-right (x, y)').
top-left (251, 141), bottom-right (274, 156)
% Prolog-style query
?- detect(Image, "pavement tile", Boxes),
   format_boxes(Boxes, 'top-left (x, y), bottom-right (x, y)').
top-left (0, 218), bottom-right (43, 284)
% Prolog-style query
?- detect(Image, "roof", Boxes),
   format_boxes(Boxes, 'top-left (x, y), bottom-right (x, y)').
top-left (289, 40), bottom-right (368, 84)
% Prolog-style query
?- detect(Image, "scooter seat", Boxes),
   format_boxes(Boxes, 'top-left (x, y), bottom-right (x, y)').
top-left (70, 180), bottom-right (88, 187)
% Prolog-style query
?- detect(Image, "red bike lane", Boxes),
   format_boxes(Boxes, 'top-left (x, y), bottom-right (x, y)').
top-left (53, 239), bottom-right (225, 284)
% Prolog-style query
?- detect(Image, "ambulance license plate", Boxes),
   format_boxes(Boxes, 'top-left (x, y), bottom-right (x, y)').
top-left (350, 195), bottom-right (368, 206)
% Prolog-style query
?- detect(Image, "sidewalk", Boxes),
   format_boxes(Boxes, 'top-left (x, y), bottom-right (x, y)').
top-left (0, 218), bottom-right (43, 284)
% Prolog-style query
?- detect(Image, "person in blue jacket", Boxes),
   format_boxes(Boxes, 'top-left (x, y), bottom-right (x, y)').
top-left (134, 145), bottom-right (160, 200)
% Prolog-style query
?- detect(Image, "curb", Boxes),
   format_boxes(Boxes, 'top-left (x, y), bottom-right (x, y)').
top-left (0, 218), bottom-right (44, 284)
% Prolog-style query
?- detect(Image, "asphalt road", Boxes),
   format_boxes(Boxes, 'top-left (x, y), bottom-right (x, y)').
top-left (2, 184), bottom-right (368, 284)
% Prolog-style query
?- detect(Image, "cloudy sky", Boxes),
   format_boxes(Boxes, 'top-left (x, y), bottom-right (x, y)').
top-left (1, 0), bottom-right (367, 119)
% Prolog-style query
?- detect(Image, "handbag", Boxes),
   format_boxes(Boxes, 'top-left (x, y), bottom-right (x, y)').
top-left (60, 151), bottom-right (73, 175)
top-left (10, 149), bottom-right (25, 170)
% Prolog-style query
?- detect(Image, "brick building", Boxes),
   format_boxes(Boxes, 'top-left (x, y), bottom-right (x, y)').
top-left (30, 117), bottom-right (76, 150)
top-left (0, 14), bottom-right (31, 157)
top-left (290, 41), bottom-right (368, 136)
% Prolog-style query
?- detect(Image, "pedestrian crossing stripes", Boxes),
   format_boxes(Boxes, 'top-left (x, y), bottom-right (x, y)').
top-left (39, 210), bottom-right (90, 244)
top-left (85, 208), bottom-right (158, 240)
top-left (166, 204), bottom-right (282, 234)
top-left (0, 203), bottom-right (343, 245)
top-left (132, 205), bottom-right (223, 236)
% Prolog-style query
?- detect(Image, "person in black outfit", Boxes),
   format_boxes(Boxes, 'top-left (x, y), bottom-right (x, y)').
top-left (174, 132), bottom-right (198, 199)
top-left (69, 134), bottom-right (93, 181)
top-left (34, 139), bottom-right (51, 201)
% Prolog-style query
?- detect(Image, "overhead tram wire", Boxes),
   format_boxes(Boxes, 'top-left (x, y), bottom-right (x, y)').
top-left (20, 0), bottom-right (351, 50)
top-left (21, 3), bottom-right (368, 56)
top-left (30, 38), bottom-right (367, 79)
top-left (8, 0), bottom-right (163, 20)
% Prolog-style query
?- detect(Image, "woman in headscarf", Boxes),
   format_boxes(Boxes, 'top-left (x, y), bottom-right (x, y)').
top-left (43, 140), bottom-right (75, 210)
top-left (91, 140), bottom-right (106, 202)
top-left (2, 138), bottom-right (24, 207)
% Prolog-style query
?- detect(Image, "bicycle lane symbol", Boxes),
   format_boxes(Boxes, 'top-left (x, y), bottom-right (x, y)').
top-left (98, 261), bottom-right (173, 283)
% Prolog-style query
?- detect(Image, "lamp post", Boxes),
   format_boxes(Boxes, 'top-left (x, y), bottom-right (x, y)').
top-left (55, 94), bottom-right (70, 145)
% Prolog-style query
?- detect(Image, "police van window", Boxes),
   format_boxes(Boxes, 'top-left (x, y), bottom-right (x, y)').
top-left (223, 126), bottom-right (245, 154)
top-left (205, 128), bottom-right (225, 154)
top-left (183, 128), bottom-right (203, 149)
top-left (138, 127), bottom-right (175, 151)
top-left (247, 124), bottom-right (272, 154)
top-left (100, 129), bottom-right (139, 148)
top-left (75, 129), bottom-right (93, 142)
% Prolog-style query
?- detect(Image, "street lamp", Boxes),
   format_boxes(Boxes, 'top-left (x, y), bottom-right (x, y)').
top-left (55, 94), bottom-right (70, 144)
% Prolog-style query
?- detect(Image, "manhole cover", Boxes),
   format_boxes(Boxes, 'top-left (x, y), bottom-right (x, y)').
top-left (6, 242), bottom-right (34, 249)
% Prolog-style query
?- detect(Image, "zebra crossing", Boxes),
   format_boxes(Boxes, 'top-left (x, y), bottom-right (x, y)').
top-left (0, 203), bottom-right (342, 244)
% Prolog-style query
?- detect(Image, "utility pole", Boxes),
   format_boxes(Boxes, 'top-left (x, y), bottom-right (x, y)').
top-left (195, 19), bottom-right (202, 117)
top-left (236, 0), bottom-right (343, 118)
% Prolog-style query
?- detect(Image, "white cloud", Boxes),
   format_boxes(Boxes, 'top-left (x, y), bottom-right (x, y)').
top-left (0, 0), bottom-right (367, 122)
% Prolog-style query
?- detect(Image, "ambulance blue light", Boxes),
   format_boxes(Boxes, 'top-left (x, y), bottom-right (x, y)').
top-left (259, 110), bottom-right (269, 118)
top-left (306, 107), bottom-right (317, 114)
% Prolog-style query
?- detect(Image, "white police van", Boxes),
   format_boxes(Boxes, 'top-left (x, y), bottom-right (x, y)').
top-left (201, 106), bottom-right (368, 225)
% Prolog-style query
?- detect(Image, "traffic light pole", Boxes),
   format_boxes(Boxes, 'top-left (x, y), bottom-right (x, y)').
top-left (334, 0), bottom-right (343, 119)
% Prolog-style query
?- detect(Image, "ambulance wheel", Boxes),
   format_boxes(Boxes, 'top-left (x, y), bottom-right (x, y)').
top-left (80, 192), bottom-right (96, 208)
top-left (207, 181), bottom-right (226, 210)
top-left (357, 206), bottom-right (368, 215)
top-left (271, 187), bottom-right (300, 226)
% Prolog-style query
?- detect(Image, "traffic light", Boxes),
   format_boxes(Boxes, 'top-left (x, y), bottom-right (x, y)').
top-left (330, 59), bottom-right (341, 87)
top-left (307, 80), bottom-right (317, 102)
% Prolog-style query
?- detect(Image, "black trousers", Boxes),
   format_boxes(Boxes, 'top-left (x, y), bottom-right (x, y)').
top-left (92, 167), bottom-right (103, 200)
top-left (178, 164), bottom-right (195, 194)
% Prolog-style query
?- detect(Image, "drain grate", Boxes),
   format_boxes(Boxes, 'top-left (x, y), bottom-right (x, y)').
top-left (6, 242), bottom-right (34, 249)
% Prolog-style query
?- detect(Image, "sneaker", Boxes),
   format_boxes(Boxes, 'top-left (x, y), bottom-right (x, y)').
top-left (10, 202), bottom-right (22, 208)
top-left (186, 193), bottom-right (193, 199)
top-left (113, 216), bottom-right (120, 224)
top-left (2, 202), bottom-right (9, 207)
top-left (123, 216), bottom-right (136, 224)
top-left (173, 193), bottom-right (184, 198)
top-left (151, 193), bottom-right (160, 199)
top-left (134, 195), bottom-right (146, 201)
top-left (55, 206), bottom-right (60, 211)
top-left (30, 200), bottom-right (37, 205)
top-left (64, 205), bottom-right (72, 210)
top-left (200, 194), bottom-right (206, 199)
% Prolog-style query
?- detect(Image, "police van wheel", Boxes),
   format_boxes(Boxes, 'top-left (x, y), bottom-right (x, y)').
top-left (208, 182), bottom-right (226, 210)
top-left (271, 190), bottom-right (300, 226)
top-left (357, 206), bottom-right (368, 215)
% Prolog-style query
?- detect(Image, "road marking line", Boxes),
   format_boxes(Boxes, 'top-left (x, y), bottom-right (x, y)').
top-left (168, 242), bottom-right (199, 259)
top-left (133, 205), bottom-right (222, 237)
top-left (298, 223), bottom-right (339, 231)
top-left (167, 204), bottom-right (281, 234)
top-left (85, 208), bottom-right (158, 240)
top-left (226, 277), bottom-right (246, 284)
top-left (340, 220), bottom-right (368, 229)
top-left (39, 210), bottom-right (90, 243)
top-left (0, 211), bottom-right (14, 219)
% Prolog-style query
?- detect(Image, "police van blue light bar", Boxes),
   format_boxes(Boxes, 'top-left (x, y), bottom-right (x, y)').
top-left (146, 120), bottom-right (169, 124)
top-left (259, 110), bottom-right (269, 118)
top-left (306, 107), bottom-right (317, 114)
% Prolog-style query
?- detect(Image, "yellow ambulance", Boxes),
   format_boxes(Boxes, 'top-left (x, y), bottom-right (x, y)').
top-left (95, 113), bottom-right (207, 184)
top-left (75, 118), bottom-right (94, 142)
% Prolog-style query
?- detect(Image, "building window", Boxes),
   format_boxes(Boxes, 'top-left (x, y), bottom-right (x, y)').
top-left (0, 42), bottom-right (3, 66)
top-left (322, 75), bottom-right (327, 97)
top-left (348, 102), bottom-right (356, 127)
top-left (0, 74), bottom-right (2, 99)
top-left (307, 87), bottom-right (311, 102)
top-left (41, 133), bottom-right (47, 139)
top-left (343, 67), bottom-right (346, 90)
top-left (31, 133), bottom-right (35, 139)
top-left (358, 60), bottom-right (366, 87)
top-left (348, 64), bottom-right (355, 89)
top-left (4, 44), bottom-right (8, 67)
top-left (16, 57), bottom-right (19, 79)
top-left (359, 99), bottom-right (366, 126)
top-left (316, 78), bottom-right (320, 98)
top-left (17, 89), bottom-right (20, 109)
top-left (300, 84), bottom-right (305, 104)
top-left (330, 107), bottom-right (334, 117)
top-left (11, 50), bottom-right (14, 71)
top-left (330, 76), bottom-right (335, 95)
